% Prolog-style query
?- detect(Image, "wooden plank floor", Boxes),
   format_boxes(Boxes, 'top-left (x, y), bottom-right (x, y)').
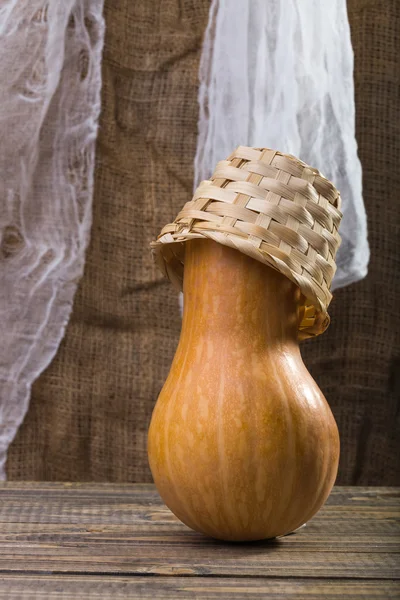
top-left (0, 484), bottom-right (399, 598)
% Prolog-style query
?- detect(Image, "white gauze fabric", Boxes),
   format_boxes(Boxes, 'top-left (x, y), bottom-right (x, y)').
top-left (0, 0), bottom-right (104, 478)
top-left (195, 0), bottom-right (369, 290)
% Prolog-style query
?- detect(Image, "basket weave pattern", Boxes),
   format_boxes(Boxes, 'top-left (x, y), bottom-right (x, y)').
top-left (151, 146), bottom-right (342, 338)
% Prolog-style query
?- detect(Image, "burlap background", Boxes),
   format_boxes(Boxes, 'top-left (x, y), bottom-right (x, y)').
top-left (301, 0), bottom-right (400, 485)
top-left (7, 0), bottom-right (400, 484)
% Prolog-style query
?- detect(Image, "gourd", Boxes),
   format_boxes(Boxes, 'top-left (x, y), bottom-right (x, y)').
top-left (148, 239), bottom-right (339, 541)
top-left (148, 146), bottom-right (341, 541)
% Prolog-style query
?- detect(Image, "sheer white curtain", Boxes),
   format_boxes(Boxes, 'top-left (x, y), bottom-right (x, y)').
top-left (195, 0), bottom-right (369, 290)
top-left (0, 0), bottom-right (104, 478)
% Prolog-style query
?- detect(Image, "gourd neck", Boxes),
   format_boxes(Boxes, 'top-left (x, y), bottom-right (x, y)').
top-left (181, 240), bottom-right (301, 351)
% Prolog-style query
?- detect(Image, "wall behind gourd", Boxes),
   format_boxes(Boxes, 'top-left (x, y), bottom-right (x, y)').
top-left (7, 0), bottom-right (400, 485)
top-left (301, 0), bottom-right (400, 485)
top-left (7, 0), bottom-right (209, 481)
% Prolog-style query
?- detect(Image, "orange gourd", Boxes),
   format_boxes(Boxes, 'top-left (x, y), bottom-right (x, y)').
top-left (148, 238), bottom-right (339, 541)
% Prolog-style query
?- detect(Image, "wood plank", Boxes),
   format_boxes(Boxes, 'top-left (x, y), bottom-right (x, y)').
top-left (0, 575), bottom-right (399, 599)
top-left (0, 551), bottom-right (397, 578)
top-left (0, 485), bottom-right (398, 580)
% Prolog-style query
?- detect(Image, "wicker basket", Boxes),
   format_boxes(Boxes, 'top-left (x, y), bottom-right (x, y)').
top-left (151, 146), bottom-right (342, 339)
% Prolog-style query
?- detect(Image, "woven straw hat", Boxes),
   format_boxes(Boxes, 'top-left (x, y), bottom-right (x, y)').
top-left (151, 146), bottom-right (342, 339)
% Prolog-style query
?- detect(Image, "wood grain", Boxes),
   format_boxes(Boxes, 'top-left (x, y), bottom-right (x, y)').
top-left (0, 485), bottom-right (399, 598)
top-left (0, 575), bottom-right (399, 599)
